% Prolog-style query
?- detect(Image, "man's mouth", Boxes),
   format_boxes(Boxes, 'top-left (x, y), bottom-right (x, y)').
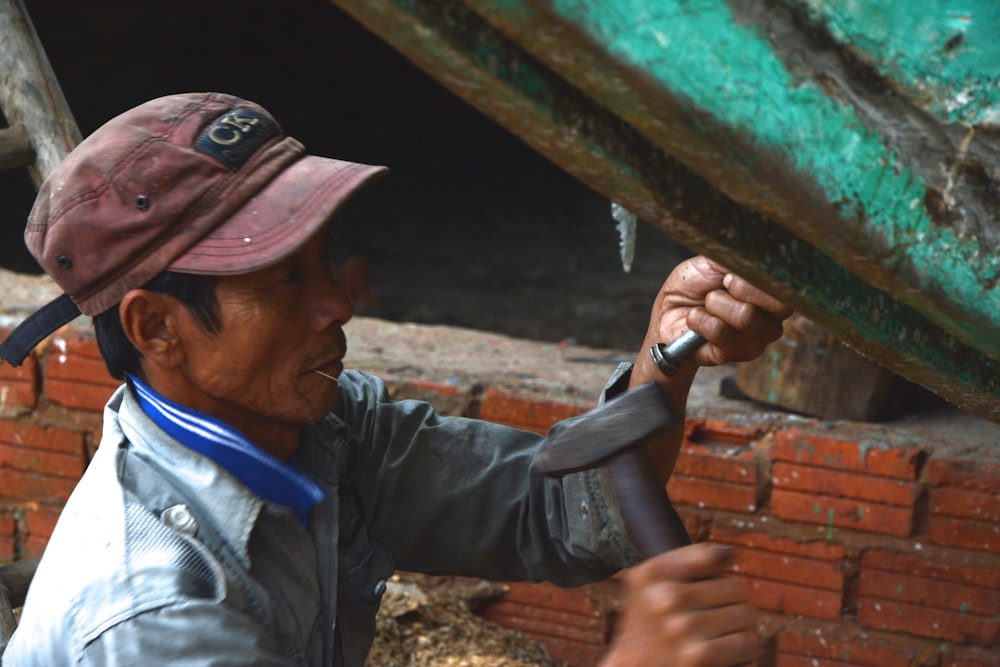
top-left (312, 358), bottom-right (343, 381)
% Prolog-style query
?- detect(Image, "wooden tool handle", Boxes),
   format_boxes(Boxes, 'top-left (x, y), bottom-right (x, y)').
top-left (607, 450), bottom-right (691, 557)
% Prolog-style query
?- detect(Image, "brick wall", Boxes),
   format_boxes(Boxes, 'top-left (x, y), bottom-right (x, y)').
top-left (2, 322), bottom-right (998, 667)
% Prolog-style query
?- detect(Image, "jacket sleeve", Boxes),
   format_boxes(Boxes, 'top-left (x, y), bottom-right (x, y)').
top-left (334, 369), bottom-right (642, 586)
top-left (78, 602), bottom-right (299, 666)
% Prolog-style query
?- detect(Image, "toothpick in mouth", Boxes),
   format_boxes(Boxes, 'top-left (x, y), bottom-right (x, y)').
top-left (313, 369), bottom-right (340, 383)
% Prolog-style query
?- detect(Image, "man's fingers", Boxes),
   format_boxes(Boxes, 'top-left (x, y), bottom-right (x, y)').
top-left (698, 293), bottom-right (788, 341)
top-left (683, 628), bottom-right (762, 667)
top-left (607, 543), bottom-right (761, 667)
top-left (629, 542), bottom-right (732, 585)
top-left (686, 576), bottom-right (749, 611)
top-left (722, 273), bottom-right (793, 319)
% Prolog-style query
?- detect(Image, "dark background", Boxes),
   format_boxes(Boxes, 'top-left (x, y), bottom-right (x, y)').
top-left (2, 0), bottom-right (689, 350)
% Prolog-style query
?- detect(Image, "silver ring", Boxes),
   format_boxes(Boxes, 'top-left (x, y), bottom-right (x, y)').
top-left (649, 343), bottom-right (681, 376)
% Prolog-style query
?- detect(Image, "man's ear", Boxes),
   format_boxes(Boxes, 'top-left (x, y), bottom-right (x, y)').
top-left (119, 290), bottom-right (185, 368)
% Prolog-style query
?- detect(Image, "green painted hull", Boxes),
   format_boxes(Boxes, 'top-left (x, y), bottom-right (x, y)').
top-left (330, 0), bottom-right (1000, 422)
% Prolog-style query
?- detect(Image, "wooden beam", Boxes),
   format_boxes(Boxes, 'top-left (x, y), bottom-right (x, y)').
top-left (329, 0), bottom-right (1000, 423)
top-left (0, 123), bottom-right (33, 170)
top-left (0, 0), bottom-right (80, 185)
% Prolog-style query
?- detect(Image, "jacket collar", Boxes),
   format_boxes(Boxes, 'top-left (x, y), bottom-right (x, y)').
top-left (126, 375), bottom-right (328, 524)
top-left (113, 382), bottom-right (269, 566)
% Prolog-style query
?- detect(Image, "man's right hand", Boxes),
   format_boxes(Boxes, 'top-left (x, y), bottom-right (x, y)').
top-left (601, 542), bottom-right (760, 667)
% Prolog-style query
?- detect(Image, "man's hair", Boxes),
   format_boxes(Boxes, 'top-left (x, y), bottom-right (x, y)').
top-left (93, 272), bottom-right (221, 380)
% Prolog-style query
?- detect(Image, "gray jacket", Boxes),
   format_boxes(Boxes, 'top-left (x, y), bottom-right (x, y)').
top-left (4, 369), bottom-right (639, 666)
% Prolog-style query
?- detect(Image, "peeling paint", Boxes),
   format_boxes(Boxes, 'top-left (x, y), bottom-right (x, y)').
top-left (332, 0), bottom-right (1000, 421)
top-left (802, 1), bottom-right (1000, 125)
top-left (544, 0), bottom-right (1000, 352)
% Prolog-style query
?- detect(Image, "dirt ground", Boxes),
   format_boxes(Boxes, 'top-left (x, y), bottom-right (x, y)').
top-left (366, 574), bottom-right (559, 667)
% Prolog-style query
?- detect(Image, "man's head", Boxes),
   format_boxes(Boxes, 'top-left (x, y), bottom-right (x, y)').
top-left (0, 93), bottom-right (386, 443)
top-left (0, 92), bottom-right (385, 362)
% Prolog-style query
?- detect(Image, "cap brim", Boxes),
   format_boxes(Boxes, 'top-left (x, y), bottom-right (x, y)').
top-left (168, 155), bottom-right (388, 275)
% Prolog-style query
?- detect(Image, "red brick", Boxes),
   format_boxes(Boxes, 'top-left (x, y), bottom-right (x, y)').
top-left (479, 581), bottom-right (618, 667)
top-left (942, 645), bottom-right (1000, 667)
top-left (676, 508), bottom-right (703, 543)
top-left (24, 506), bottom-right (61, 542)
top-left (0, 380), bottom-right (37, 411)
top-left (0, 514), bottom-right (14, 537)
top-left (776, 629), bottom-right (938, 667)
top-left (480, 586), bottom-right (612, 666)
top-left (775, 657), bottom-right (848, 667)
top-left (22, 534), bottom-right (48, 558)
top-left (47, 327), bottom-right (104, 360)
top-left (43, 329), bottom-right (119, 412)
top-left (386, 378), bottom-right (470, 417)
top-left (712, 524), bottom-right (846, 561)
top-left (0, 350), bottom-right (40, 410)
top-left (479, 601), bottom-right (606, 644)
top-left (667, 475), bottom-right (758, 512)
top-left (931, 487), bottom-right (1000, 522)
top-left (726, 545), bottom-right (844, 590)
top-left (772, 429), bottom-right (923, 480)
top-left (929, 458), bottom-right (1000, 494)
top-left (44, 378), bottom-right (117, 413)
top-left (862, 549), bottom-right (1000, 589)
top-left (492, 581), bottom-right (608, 618)
top-left (771, 488), bottom-right (914, 537)
top-left (685, 419), bottom-right (764, 445)
top-left (773, 462), bottom-right (917, 507)
top-left (0, 536), bottom-right (14, 560)
top-left (45, 353), bottom-right (116, 385)
top-left (0, 469), bottom-right (77, 502)
top-left (397, 378), bottom-right (461, 398)
top-left (0, 443), bottom-right (86, 479)
top-left (928, 516), bottom-right (1000, 553)
top-left (738, 575), bottom-right (842, 620)
top-left (860, 569), bottom-right (998, 616)
top-left (858, 597), bottom-right (998, 645)
top-left (0, 420), bottom-right (85, 454)
top-left (673, 444), bottom-right (758, 485)
top-left (478, 387), bottom-right (587, 433)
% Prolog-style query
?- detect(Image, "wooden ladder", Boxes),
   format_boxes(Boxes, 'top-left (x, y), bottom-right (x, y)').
top-left (0, 0), bottom-right (76, 654)
top-left (0, 0), bottom-right (80, 188)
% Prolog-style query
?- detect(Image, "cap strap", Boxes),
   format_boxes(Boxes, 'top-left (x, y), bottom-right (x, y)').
top-left (0, 294), bottom-right (82, 367)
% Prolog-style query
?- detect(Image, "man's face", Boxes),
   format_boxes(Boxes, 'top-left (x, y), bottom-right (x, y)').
top-left (171, 230), bottom-right (353, 444)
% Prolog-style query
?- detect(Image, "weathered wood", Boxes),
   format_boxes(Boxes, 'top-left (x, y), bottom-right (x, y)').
top-left (0, 0), bottom-right (80, 185)
top-left (734, 314), bottom-right (936, 422)
top-left (0, 124), bottom-right (33, 170)
top-left (330, 0), bottom-right (1000, 424)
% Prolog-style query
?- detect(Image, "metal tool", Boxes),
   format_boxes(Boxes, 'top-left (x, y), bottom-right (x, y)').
top-left (536, 382), bottom-right (691, 557)
top-left (649, 329), bottom-right (706, 377)
top-left (536, 330), bottom-right (706, 557)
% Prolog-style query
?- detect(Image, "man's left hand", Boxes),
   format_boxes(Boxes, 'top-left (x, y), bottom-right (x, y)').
top-left (633, 256), bottom-right (792, 387)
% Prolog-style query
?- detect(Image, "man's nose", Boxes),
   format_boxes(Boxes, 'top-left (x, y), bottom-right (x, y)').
top-left (310, 271), bottom-right (354, 332)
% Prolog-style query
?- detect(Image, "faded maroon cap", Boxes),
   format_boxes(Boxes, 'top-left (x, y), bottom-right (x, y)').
top-left (0, 92), bottom-right (387, 366)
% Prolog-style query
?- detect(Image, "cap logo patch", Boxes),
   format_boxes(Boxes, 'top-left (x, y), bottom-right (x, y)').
top-left (194, 108), bottom-right (279, 171)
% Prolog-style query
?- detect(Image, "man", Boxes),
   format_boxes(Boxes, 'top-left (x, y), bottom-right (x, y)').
top-left (0, 92), bottom-right (790, 666)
